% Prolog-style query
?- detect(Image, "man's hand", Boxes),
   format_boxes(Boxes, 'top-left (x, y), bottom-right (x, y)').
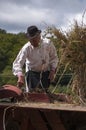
top-left (48, 70), bottom-right (55, 82)
top-left (17, 75), bottom-right (24, 88)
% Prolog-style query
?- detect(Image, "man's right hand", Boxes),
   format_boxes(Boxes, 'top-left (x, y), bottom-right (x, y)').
top-left (17, 75), bottom-right (24, 88)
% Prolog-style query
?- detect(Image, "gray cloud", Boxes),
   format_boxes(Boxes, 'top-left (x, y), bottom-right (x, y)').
top-left (0, 0), bottom-right (86, 33)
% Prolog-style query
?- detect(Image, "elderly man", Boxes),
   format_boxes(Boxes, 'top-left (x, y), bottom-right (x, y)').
top-left (13, 25), bottom-right (58, 92)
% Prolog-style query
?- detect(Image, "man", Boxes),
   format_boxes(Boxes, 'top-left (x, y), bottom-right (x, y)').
top-left (13, 25), bottom-right (58, 92)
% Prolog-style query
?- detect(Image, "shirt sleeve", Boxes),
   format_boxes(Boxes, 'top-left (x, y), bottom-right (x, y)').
top-left (12, 46), bottom-right (27, 76)
top-left (49, 42), bottom-right (58, 71)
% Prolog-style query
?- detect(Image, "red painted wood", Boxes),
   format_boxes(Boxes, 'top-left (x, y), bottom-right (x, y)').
top-left (0, 85), bottom-right (50, 103)
top-left (0, 85), bottom-right (22, 99)
top-left (44, 111), bottom-right (66, 130)
top-left (25, 93), bottom-right (50, 103)
top-left (29, 110), bottom-right (48, 130)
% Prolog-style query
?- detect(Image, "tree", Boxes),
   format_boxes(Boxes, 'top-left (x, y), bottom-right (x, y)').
top-left (0, 28), bottom-right (6, 34)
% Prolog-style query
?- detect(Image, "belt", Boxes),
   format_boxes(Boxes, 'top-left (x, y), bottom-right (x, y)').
top-left (29, 70), bottom-right (49, 74)
top-left (29, 68), bottom-right (49, 73)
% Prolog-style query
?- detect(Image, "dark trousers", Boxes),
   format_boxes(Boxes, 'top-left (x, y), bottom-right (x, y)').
top-left (26, 70), bottom-right (50, 90)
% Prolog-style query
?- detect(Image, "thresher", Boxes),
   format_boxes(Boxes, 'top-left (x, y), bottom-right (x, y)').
top-left (0, 84), bottom-right (86, 130)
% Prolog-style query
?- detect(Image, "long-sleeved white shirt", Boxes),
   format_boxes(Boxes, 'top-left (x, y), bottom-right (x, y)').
top-left (13, 38), bottom-right (58, 76)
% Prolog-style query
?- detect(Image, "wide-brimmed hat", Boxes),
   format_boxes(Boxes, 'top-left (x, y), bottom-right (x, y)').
top-left (26, 25), bottom-right (41, 39)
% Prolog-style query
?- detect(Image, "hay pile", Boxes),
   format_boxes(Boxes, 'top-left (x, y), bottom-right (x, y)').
top-left (48, 20), bottom-right (86, 104)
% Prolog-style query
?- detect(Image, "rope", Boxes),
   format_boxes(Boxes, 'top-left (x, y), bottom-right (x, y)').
top-left (36, 63), bottom-right (47, 92)
top-left (3, 105), bottom-right (15, 130)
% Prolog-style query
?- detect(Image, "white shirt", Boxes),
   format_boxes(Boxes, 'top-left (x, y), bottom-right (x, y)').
top-left (13, 38), bottom-right (58, 76)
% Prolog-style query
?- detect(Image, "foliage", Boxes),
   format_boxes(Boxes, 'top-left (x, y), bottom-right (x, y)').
top-left (0, 30), bottom-right (28, 86)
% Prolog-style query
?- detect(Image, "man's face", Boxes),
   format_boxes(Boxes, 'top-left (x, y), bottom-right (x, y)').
top-left (30, 34), bottom-right (41, 47)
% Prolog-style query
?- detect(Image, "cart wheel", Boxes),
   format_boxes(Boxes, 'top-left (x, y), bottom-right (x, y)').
top-left (6, 120), bottom-right (20, 130)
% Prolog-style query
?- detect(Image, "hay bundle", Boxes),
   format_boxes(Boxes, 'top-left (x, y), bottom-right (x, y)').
top-left (52, 21), bottom-right (86, 103)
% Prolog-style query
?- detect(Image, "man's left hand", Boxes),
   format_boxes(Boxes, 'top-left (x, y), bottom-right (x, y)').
top-left (48, 70), bottom-right (55, 82)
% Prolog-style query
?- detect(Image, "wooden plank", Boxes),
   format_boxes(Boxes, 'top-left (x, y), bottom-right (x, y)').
top-left (44, 111), bottom-right (66, 130)
top-left (0, 109), bottom-right (4, 130)
top-left (1, 102), bottom-right (86, 113)
top-left (29, 110), bottom-right (48, 130)
top-left (26, 93), bottom-right (50, 103)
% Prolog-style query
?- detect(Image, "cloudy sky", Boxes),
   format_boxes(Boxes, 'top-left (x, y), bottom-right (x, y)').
top-left (0, 0), bottom-right (86, 33)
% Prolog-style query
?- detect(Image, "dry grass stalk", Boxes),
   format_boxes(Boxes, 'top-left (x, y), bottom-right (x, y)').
top-left (47, 20), bottom-right (86, 103)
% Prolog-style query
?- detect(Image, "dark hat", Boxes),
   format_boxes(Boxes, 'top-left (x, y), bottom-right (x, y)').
top-left (26, 25), bottom-right (41, 39)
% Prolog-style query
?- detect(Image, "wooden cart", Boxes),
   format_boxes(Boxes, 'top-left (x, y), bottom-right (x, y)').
top-left (0, 85), bottom-right (86, 130)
